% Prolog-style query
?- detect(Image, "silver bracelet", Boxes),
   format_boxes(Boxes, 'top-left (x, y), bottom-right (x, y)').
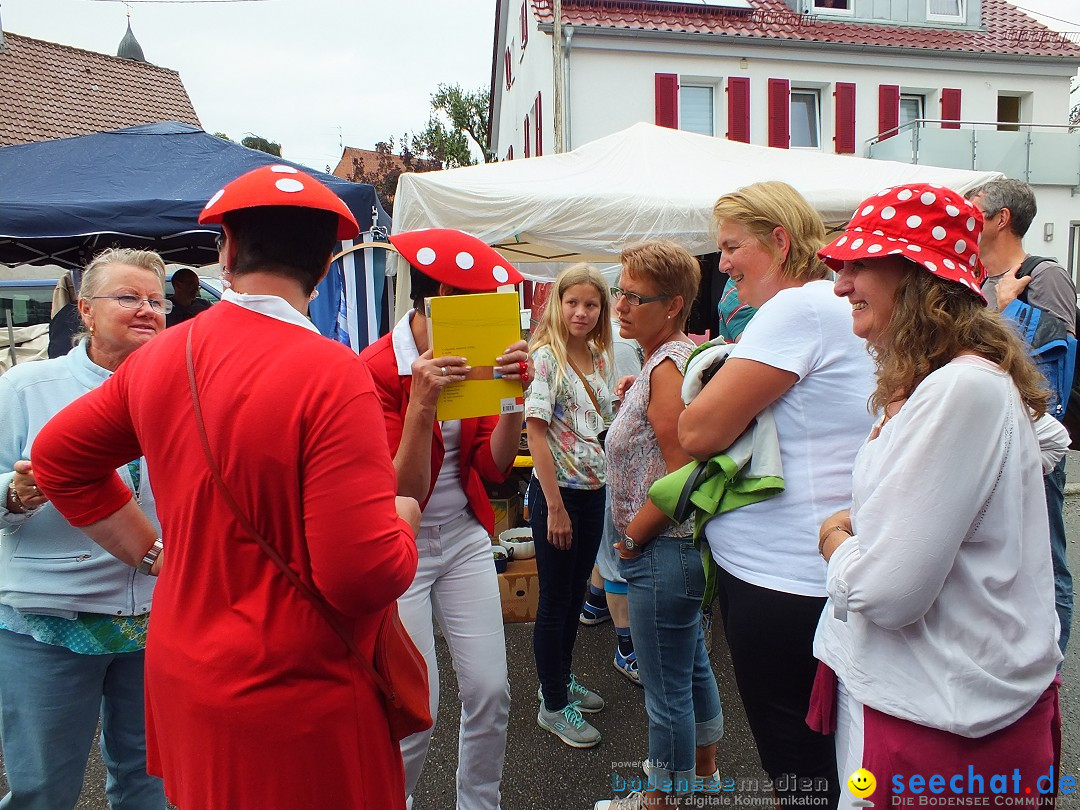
top-left (136, 538), bottom-right (164, 575)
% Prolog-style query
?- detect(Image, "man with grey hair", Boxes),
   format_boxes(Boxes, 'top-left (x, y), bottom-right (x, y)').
top-left (968, 177), bottom-right (1076, 655)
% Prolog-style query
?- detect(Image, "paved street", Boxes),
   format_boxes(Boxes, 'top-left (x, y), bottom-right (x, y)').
top-left (5, 457), bottom-right (1080, 809)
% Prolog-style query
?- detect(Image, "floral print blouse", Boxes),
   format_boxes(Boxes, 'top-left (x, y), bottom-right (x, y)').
top-left (525, 343), bottom-right (614, 490)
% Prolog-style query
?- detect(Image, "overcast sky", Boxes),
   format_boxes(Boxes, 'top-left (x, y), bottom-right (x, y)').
top-left (1, 0), bottom-right (1077, 172)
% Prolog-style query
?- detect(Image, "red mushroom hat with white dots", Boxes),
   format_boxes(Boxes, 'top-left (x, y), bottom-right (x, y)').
top-left (389, 228), bottom-right (523, 290)
top-left (198, 164), bottom-right (359, 240)
top-left (818, 183), bottom-right (987, 301)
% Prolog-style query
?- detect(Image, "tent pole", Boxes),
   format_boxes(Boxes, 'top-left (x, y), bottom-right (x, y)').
top-left (5, 308), bottom-right (17, 368)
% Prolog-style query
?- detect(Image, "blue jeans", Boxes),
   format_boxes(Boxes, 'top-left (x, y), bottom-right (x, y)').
top-left (530, 481), bottom-right (605, 710)
top-left (1046, 456), bottom-right (1072, 655)
top-left (0, 628), bottom-right (164, 810)
top-left (621, 536), bottom-right (723, 796)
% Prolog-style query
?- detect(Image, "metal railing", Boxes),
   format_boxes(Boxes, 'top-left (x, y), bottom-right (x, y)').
top-left (866, 119), bottom-right (1080, 187)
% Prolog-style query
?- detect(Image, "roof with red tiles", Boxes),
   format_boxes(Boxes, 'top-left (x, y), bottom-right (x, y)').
top-left (332, 146), bottom-right (441, 181)
top-left (532, 0), bottom-right (1080, 58)
top-left (0, 32), bottom-right (201, 147)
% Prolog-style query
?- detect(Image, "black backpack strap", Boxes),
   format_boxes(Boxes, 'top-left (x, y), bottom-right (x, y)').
top-left (1016, 255), bottom-right (1056, 280)
top-left (1014, 255), bottom-right (1058, 306)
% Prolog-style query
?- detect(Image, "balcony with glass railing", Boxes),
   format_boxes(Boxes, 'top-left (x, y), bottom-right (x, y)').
top-left (866, 120), bottom-right (1080, 187)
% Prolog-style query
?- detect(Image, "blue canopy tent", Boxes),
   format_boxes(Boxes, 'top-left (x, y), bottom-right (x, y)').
top-left (0, 121), bottom-right (391, 347)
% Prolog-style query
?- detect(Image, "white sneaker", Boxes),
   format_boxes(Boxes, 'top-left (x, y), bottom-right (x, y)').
top-left (593, 792), bottom-right (645, 810)
top-left (642, 758), bottom-right (722, 793)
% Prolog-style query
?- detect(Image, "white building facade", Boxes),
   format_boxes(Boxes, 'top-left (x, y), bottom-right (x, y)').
top-left (490, 0), bottom-right (1080, 279)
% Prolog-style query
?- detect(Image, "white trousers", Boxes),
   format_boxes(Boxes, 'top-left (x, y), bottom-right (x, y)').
top-left (399, 510), bottom-right (510, 810)
top-left (835, 676), bottom-right (867, 809)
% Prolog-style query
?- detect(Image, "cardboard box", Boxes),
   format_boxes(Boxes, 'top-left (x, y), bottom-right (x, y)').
top-left (497, 557), bottom-right (539, 623)
top-left (490, 495), bottom-right (522, 538)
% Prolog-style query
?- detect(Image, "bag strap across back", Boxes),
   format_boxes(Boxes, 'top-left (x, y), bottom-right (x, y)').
top-left (184, 327), bottom-right (394, 698)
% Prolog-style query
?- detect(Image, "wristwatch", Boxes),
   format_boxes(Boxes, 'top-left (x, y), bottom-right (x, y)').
top-left (136, 538), bottom-right (164, 575)
top-left (623, 534), bottom-right (644, 553)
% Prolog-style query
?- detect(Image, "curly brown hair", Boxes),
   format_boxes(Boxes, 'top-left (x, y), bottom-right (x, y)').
top-left (872, 267), bottom-right (1049, 417)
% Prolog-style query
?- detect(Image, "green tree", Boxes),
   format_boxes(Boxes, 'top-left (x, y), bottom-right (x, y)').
top-left (411, 84), bottom-right (495, 166)
top-left (241, 134), bottom-right (282, 157)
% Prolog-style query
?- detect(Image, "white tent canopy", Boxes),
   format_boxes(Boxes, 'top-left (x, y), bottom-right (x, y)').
top-left (393, 122), bottom-right (1001, 279)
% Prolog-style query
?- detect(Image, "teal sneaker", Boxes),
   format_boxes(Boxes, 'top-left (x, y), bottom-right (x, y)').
top-left (537, 701), bottom-right (601, 748)
top-left (536, 674), bottom-right (604, 713)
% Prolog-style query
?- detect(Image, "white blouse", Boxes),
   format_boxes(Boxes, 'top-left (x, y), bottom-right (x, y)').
top-left (814, 355), bottom-right (1062, 737)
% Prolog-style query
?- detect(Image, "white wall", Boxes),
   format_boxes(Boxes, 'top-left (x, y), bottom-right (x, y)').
top-left (491, 0), bottom-right (553, 161)
top-left (491, 21), bottom-right (1080, 272)
top-left (561, 34), bottom-right (1075, 152)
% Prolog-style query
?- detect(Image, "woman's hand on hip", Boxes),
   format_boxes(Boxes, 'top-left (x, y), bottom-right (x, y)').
top-left (396, 496), bottom-right (423, 535)
top-left (546, 501), bottom-right (573, 550)
top-left (411, 350), bottom-right (469, 409)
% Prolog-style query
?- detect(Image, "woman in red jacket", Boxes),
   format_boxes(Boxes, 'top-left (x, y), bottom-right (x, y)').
top-left (360, 229), bottom-right (529, 810)
top-left (33, 166), bottom-right (421, 810)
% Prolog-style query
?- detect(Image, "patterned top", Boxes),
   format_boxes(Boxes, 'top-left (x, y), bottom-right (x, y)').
top-left (0, 604), bottom-right (149, 654)
top-left (606, 339), bottom-right (694, 537)
top-left (525, 343), bottom-right (615, 489)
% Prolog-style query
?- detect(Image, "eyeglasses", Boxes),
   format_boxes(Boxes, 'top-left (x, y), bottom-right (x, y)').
top-left (610, 287), bottom-right (670, 307)
top-left (91, 295), bottom-right (173, 315)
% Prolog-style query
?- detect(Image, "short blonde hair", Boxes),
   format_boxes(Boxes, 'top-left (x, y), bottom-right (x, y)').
top-left (618, 240), bottom-right (701, 330)
top-left (79, 248), bottom-right (167, 301)
top-left (712, 181), bottom-right (828, 283)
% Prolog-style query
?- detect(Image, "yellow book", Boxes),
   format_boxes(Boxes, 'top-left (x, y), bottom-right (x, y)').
top-left (427, 292), bottom-right (524, 421)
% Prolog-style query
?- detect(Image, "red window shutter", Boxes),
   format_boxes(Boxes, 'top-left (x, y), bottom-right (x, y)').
top-left (941, 88), bottom-right (962, 129)
top-left (768, 78), bottom-right (790, 149)
top-left (655, 73), bottom-right (679, 129)
top-left (521, 2), bottom-right (528, 48)
top-left (524, 115), bottom-right (531, 158)
top-left (834, 82), bottom-right (856, 154)
top-left (505, 48), bottom-right (513, 91)
top-left (535, 92), bottom-right (543, 156)
top-left (727, 77), bottom-right (750, 143)
top-left (878, 84), bottom-right (900, 140)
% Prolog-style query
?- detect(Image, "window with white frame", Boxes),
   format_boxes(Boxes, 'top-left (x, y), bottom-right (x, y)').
top-left (927, 0), bottom-right (963, 20)
top-left (899, 94), bottom-right (925, 130)
top-left (680, 85), bottom-right (715, 136)
top-left (790, 90), bottom-right (820, 149)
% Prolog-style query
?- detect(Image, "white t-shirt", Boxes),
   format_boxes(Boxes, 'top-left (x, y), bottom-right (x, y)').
top-left (814, 356), bottom-right (1061, 736)
top-left (704, 280), bottom-right (876, 597)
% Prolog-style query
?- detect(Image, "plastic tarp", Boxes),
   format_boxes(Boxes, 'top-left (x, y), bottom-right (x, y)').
top-left (0, 122), bottom-right (392, 348)
top-left (393, 122), bottom-right (1003, 279)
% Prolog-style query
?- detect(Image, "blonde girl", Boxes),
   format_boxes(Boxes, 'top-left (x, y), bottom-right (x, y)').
top-left (525, 263), bottom-right (615, 749)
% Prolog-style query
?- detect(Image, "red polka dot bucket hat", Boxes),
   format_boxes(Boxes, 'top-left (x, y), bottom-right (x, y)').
top-left (198, 164), bottom-right (359, 240)
top-left (818, 183), bottom-right (987, 301)
top-left (389, 228), bottom-right (523, 290)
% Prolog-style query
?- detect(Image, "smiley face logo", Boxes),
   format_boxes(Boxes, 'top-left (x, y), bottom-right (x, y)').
top-left (848, 768), bottom-right (876, 799)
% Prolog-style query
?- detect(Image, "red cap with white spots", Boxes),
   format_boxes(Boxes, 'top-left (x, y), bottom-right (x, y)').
top-left (198, 165), bottom-right (359, 240)
top-left (389, 228), bottom-right (523, 290)
top-left (818, 183), bottom-right (987, 301)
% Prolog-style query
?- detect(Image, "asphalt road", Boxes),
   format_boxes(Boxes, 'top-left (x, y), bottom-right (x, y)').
top-left (6, 463), bottom-right (1080, 810)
